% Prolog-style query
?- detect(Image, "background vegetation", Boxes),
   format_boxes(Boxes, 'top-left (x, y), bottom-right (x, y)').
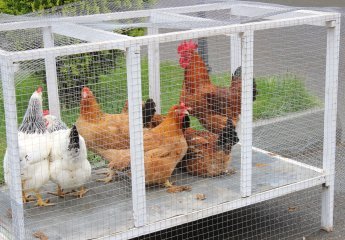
top-left (0, 0), bottom-right (321, 183)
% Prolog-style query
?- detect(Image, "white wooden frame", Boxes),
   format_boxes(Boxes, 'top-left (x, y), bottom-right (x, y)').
top-left (0, 3), bottom-right (340, 239)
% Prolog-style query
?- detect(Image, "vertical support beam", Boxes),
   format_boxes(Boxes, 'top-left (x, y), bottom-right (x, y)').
top-left (43, 26), bottom-right (61, 119)
top-left (230, 33), bottom-right (242, 74)
top-left (1, 59), bottom-right (25, 240)
top-left (126, 45), bottom-right (147, 227)
top-left (321, 18), bottom-right (340, 232)
top-left (240, 31), bottom-right (254, 198)
top-left (148, 15), bottom-right (161, 113)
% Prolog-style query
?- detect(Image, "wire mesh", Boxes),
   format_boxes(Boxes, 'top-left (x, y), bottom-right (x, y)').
top-left (0, 0), bottom-right (341, 240)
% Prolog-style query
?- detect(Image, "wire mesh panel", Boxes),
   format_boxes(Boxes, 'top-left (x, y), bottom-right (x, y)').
top-left (0, 1), bottom-right (341, 240)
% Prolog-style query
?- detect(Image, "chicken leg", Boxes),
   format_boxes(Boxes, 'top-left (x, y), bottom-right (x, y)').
top-left (97, 169), bottom-right (117, 183)
top-left (48, 185), bottom-right (69, 198)
top-left (71, 186), bottom-right (89, 198)
top-left (21, 180), bottom-right (35, 203)
top-left (35, 192), bottom-right (55, 207)
top-left (164, 180), bottom-right (191, 193)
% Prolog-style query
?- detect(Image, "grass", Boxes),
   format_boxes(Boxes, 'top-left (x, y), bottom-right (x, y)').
top-left (0, 59), bottom-right (321, 184)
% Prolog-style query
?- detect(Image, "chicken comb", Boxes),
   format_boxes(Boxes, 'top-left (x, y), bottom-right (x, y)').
top-left (177, 40), bottom-right (198, 54)
top-left (43, 110), bottom-right (49, 116)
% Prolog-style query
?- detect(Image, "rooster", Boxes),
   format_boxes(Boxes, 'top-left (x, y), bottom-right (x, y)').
top-left (108, 103), bottom-right (190, 192)
top-left (182, 116), bottom-right (239, 177)
top-left (178, 40), bottom-right (258, 135)
top-left (44, 113), bottom-right (91, 198)
top-left (3, 87), bottom-right (53, 207)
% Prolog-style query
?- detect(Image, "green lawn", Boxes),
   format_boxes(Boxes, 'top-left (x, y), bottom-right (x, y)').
top-left (0, 59), bottom-right (321, 184)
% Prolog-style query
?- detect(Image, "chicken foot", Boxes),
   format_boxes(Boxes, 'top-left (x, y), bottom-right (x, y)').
top-left (21, 180), bottom-right (35, 203)
top-left (71, 186), bottom-right (89, 198)
top-left (97, 169), bottom-right (117, 183)
top-left (35, 192), bottom-right (55, 207)
top-left (164, 180), bottom-right (191, 193)
top-left (22, 192), bottom-right (35, 203)
top-left (48, 185), bottom-right (70, 198)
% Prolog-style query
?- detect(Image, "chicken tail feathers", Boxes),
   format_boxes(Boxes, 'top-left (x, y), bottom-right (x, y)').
top-left (217, 118), bottom-right (239, 153)
top-left (253, 78), bottom-right (258, 102)
top-left (142, 98), bottom-right (156, 127)
top-left (68, 125), bottom-right (80, 152)
top-left (232, 66), bottom-right (258, 102)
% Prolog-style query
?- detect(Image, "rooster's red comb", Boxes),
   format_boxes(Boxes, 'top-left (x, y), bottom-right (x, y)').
top-left (177, 40), bottom-right (198, 55)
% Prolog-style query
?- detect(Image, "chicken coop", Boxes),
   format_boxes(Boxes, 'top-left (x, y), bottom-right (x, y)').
top-left (0, 0), bottom-right (341, 239)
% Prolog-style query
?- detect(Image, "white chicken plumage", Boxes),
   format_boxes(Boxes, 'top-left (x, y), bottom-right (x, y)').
top-left (44, 114), bottom-right (91, 198)
top-left (3, 86), bottom-right (53, 207)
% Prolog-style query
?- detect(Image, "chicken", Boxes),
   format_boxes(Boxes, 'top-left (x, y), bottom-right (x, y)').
top-left (3, 87), bottom-right (53, 207)
top-left (182, 116), bottom-right (239, 177)
top-left (178, 40), bottom-right (258, 135)
top-left (44, 113), bottom-right (91, 198)
top-left (108, 103), bottom-right (190, 192)
top-left (76, 87), bottom-right (131, 152)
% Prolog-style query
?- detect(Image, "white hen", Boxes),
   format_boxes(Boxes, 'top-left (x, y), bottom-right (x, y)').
top-left (3, 86), bottom-right (53, 207)
top-left (44, 114), bottom-right (91, 198)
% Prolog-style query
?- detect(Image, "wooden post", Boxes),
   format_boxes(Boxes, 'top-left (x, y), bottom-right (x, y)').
top-left (126, 45), bottom-right (147, 227)
top-left (148, 14), bottom-right (161, 113)
top-left (43, 26), bottom-right (61, 119)
top-left (321, 17), bottom-right (340, 232)
top-left (1, 59), bottom-right (25, 240)
top-left (240, 31), bottom-right (254, 198)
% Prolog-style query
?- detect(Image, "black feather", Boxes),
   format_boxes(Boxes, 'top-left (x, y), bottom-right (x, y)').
top-left (217, 118), bottom-right (239, 154)
top-left (142, 98), bottom-right (156, 127)
top-left (19, 97), bottom-right (46, 134)
top-left (68, 125), bottom-right (80, 152)
top-left (182, 115), bottom-right (191, 130)
top-left (232, 66), bottom-right (258, 102)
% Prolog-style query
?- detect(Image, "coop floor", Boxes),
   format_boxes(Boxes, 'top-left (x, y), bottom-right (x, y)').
top-left (0, 145), bottom-right (325, 240)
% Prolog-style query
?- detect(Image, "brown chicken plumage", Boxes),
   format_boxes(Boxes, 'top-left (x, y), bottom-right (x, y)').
top-left (76, 87), bottom-right (131, 153)
top-left (178, 40), bottom-right (257, 134)
top-left (181, 116), bottom-right (239, 177)
top-left (108, 103), bottom-right (190, 192)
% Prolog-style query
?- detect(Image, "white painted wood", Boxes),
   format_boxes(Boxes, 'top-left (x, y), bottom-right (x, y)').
top-left (152, 11), bottom-right (225, 25)
top-left (7, 13), bottom-right (338, 62)
top-left (51, 22), bottom-right (130, 50)
top-left (321, 18), bottom-right (340, 232)
top-left (0, 3), bottom-right (233, 32)
top-left (126, 45), bottom-right (147, 227)
top-left (111, 175), bottom-right (326, 240)
top-left (0, 59), bottom-right (25, 240)
top-left (240, 31), bottom-right (254, 198)
top-left (230, 33), bottom-right (241, 74)
top-left (148, 15), bottom-right (161, 114)
top-left (252, 147), bottom-right (324, 174)
top-left (43, 26), bottom-right (61, 119)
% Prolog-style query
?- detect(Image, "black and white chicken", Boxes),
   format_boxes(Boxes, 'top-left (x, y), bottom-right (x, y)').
top-left (44, 113), bottom-right (91, 198)
top-left (4, 87), bottom-right (53, 206)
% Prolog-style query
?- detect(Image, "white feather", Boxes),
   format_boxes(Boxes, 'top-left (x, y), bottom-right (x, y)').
top-left (4, 130), bottom-right (51, 192)
top-left (49, 128), bottom-right (91, 191)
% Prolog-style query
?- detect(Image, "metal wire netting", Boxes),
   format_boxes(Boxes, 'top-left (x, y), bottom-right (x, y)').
top-left (0, 1), bottom-right (342, 240)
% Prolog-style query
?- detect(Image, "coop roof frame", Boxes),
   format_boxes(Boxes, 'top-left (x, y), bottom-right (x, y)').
top-left (0, 2), bottom-right (340, 62)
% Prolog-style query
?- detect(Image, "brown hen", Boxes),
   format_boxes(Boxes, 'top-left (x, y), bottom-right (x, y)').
top-left (108, 103), bottom-right (190, 192)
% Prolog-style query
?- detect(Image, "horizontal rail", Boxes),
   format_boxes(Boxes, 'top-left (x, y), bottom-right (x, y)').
top-left (111, 175), bottom-right (326, 240)
top-left (252, 147), bottom-right (324, 174)
top-left (0, 2), bottom-right (233, 32)
top-left (5, 12), bottom-right (338, 62)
